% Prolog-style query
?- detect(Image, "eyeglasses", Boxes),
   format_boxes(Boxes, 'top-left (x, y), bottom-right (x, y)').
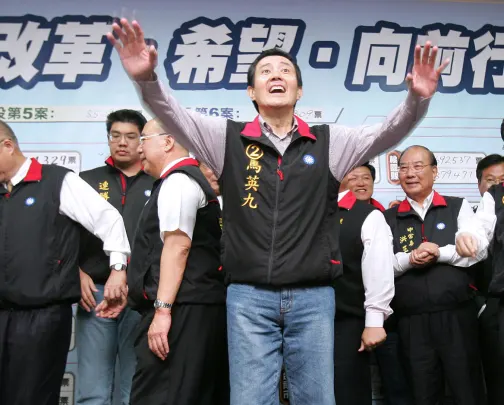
top-left (398, 163), bottom-right (433, 174)
top-left (485, 178), bottom-right (504, 186)
top-left (139, 132), bottom-right (169, 145)
top-left (107, 132), bottom-right (140, 143)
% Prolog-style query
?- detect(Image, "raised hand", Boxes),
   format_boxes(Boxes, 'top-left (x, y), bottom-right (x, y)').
top-left (406, 41), bottom-right (450, 99)
top-left (107, 19), bottom-right (157, 81)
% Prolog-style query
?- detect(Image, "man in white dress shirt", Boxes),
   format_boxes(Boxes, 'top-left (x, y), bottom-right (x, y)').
top-left (125, 119), bottom-right (228, 405)
top-left (0, 120), bottom-right (131, 405)
top-left (333, 170), bottom-right (394, 405)
top-left (341, 163), bottom-right (414, 405)
top-left (384, 145), bottom-right (487, 405)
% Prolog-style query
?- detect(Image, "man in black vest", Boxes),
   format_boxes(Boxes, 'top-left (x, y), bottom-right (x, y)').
top-left (472, 154), bottom-right (504, 405)
top-left (122, 119), bottom-right (227, 405)
top-left (344, 163), bottom-right (413, 405)
top-left (108, 19), bottom-right (448, 404)
top-left (76, 109), bottom-right (154, 405)
top-left (385, 145), bottom-right (487, 405)
top-left (457, 147), bottom-right (504, 405)
top-left (0, 120), bottom-right (131, 405)
top-left (334, 177), bottom-right (394, 405)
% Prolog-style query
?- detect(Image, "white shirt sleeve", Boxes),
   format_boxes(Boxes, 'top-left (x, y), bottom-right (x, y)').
top-left (60, 172), bottom-right (130, 266)
top-left (361, 210), bottom-right (395, 327)
top-left (393, 252), bottom-right (413, 276)
top-left (439, 198), bottom-right (489, 266)
top-left (475, 191), bottom-right (497, 242)
top-left (157, 173), bottom-right (207, 241)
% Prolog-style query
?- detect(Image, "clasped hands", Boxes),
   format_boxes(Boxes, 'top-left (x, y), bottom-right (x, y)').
top-left (409, 242), bottom-right (440, 268)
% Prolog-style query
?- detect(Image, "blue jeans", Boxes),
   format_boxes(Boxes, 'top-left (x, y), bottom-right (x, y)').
top-left (227, 284), bottom-right (335, 405)
top-left (76, 284), bottom-right (140, 405)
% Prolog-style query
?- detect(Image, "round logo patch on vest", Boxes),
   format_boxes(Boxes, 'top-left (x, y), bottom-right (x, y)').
top-left (144, 190), bottom-right (151, 197)
top-left (437, 222), bottom-right (446, 230)
top-left (25, 197), bottom-right (35, 206)
top-left (303, 154), bottom-right (315, 165)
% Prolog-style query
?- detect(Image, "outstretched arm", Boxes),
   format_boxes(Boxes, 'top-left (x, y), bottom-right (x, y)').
top-left (108, 19), bottom-right (227, 177)
top-left (329, 42), bottom-right (450, 180)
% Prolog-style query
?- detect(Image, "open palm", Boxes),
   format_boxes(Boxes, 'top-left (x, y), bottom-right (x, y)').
top-left (107, 19), bottom-right (157, 82)
top-left (406, 41), bottom-right (450, 99)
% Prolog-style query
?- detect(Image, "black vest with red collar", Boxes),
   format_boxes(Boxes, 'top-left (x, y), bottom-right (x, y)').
top-left (384, 192), bottom-right (473, 314)
top-left (335, 191), bottom-right (378, 318)
top-left (79, 158), bottom-right (154, 284)
top-left (487, 184), bottom-right (504, 296)
top-left (218, 116), bottom-right (342, 287)
top-left (128, 158), bottom-right (225, 311)
top-left (370, 198), bottom-right (385, 212)
top-left (0, 159), bottom-right (81, 308)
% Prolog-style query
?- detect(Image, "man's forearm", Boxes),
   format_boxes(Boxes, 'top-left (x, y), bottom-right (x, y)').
top-left (157, 244), bottom-right (189, 304)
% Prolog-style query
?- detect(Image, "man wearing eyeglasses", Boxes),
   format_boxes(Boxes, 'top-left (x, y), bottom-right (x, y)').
top-left (0, 120), bottom-right (131, 405)
top-left (383, 145), bottom-right (487, 405)
top-left (119, 119), bottom-right (228, 405)
top-left (76, 109), bottom-right (154, 405)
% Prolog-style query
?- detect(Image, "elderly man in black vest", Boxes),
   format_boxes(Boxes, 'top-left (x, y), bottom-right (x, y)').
top-left (108, 19), bottom-right (448, 405)
top-left (111, 119), bottom-right (228, 405)
top-left (385, 145), bottom-right (488, 405)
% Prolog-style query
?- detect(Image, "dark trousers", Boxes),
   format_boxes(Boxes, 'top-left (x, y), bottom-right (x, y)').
top-left (0, 304), bottom-right (72, 405)
top-left (130, 304), bottom-right (229, 405)
top-left (334, 314), bottom-right (371, 405)
top-left (374, 330), bottom-right (414, 405)
top-left (398, 303), bottom-right (484, 405)
top-left (480, 298), bottom-right (503, 405)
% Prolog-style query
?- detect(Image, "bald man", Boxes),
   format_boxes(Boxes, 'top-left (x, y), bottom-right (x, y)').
top-left (121, 120), bottom-right (228, 405)
top-left (0, 120), bottom-right (130, 405)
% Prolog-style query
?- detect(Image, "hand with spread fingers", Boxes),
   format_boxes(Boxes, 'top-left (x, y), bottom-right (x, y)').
top-left (406, 41), bottom-right (450, 98)
top-left (107, 19), bottom-right (158, 82)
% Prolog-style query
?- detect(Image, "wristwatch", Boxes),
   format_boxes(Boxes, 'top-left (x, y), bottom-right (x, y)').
top-left (154, 299), bottom-right (172, 310)
top-left (110, 263), bottom-right (127, 271)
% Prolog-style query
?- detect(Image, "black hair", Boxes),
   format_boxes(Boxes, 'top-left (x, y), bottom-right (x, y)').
top-left (476, 154), bottom-right (504, 183)
top-left (247, 48), bottom-right (303, 112)
top-left (398, 145), bottom-right (437, 166)
top-left (106, 109), bottom-right (147, 134)
top-left (360, 162), bottom-right (376, 181)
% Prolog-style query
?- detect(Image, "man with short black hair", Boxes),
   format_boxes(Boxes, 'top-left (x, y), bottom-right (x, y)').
top-left (76, 109), bottom-right (154, 405)
top-left (0, 120), bottom-right (130, 405)
top-left (109, 19), bottom-right (448, 404)
top-left (334, 169), bottom-right (394, 405)
top-left (476, 154), bottom-right (504, 197)
top-left (460, 153), bottom-right (504, 405)
top-left (344, 162), bottom-right (413, 405)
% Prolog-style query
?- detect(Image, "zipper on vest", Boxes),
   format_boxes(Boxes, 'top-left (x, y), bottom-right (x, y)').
top-left (421, 223), bottom-right (428, 242)
top-left (276, 155), bottom-right (284, 180)
top-left (267, 156), bottom-right (284, 283)
top-left (119, 173), bottom-right (127, 207)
